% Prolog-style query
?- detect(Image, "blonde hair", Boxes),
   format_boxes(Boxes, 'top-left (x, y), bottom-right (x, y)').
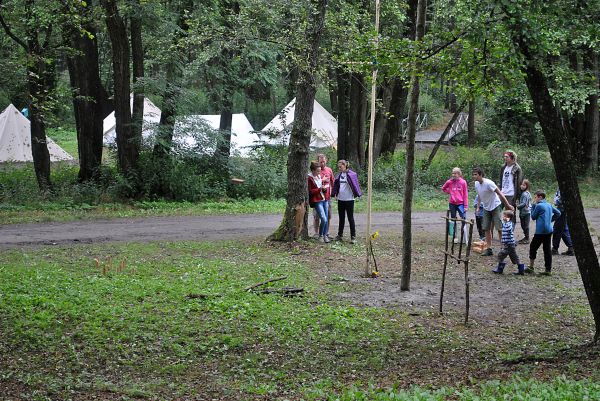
top-left (452, 167), bottom-right (462, 176)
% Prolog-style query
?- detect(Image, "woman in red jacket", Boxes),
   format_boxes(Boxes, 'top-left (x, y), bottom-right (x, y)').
top-left (308, 161), bottom-right (330, 243)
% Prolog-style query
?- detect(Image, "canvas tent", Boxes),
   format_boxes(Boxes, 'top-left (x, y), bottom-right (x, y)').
top-left (103, 97), bottom-right (256, 156)
top-left (0, 104), bottom-right (74, 163)
top-left (261, 98), bottom-right (338, 148)
top-left (103, 96), bottom-right (162, 145)
top-left (175, 114), bottom-right (257, 156)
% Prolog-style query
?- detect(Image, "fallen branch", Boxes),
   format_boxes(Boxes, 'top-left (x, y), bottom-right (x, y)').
top-left (245, 276), bottom-right (288, 292)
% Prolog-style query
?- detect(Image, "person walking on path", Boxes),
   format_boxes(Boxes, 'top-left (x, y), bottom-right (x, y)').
top-left (442, 167), bottom-right (469, 240)
top-left (499, 150), bottom-right (524, 227)
top-left (526, 190), bottom-right (561, 275)
top-left (308, 161), bottom-right (330, 243)
top-left (517, 179), bottom-right (532, 244)
top-left (313, 154), bottom-right (334, 239)
top-left (552, 189), bottom-right (575, 256)
top-left (473, 167), bottom-right (514, 256)
top-left (332, 160), bottom-right (362, 244)
top-left (492, 210), bottom-right (525, 275)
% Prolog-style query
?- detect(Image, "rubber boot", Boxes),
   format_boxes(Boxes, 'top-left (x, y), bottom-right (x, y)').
top-left (448, 222), bottom-right (455, 238)
top-left (513, 263), bottom-right (525, 276)
top-left (492, 262), bottom-right (506, 274)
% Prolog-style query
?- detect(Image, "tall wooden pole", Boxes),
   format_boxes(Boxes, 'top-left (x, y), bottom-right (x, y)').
top-left (365, 0), bottom-right (381, 277)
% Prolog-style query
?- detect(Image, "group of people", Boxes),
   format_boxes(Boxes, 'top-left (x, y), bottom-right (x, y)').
top-left (308, 154), bottom-right (362, 244)
top-left (442, 150), bottom-right (574, 276)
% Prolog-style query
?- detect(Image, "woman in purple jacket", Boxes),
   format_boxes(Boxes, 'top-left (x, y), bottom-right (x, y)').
top-left (332, 160), bottom-right (362, 244)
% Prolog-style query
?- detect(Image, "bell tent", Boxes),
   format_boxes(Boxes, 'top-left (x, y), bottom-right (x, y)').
top-left (0, 104), bottom-right (74, 163)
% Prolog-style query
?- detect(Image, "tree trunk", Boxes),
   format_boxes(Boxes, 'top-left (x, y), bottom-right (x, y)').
top-left (101, 0), bottom-right (137, 177)
top-left (336, 69), bottom-right (350, 161)
top-left (381, 78), bottom-right (409, 154)
top-left (514, 34), bottom-right (600, 343)
top-left (130, 1), bottom-right (145, 150)
top-left (467, 99), bottom-right (476, 147)
top-left (371, 83), bottom-right (393, 162)
top-left (65, 0), bottom-right (110, 182)
top-left (401, 0), bottom-right (426, 292)
top-left (270, 0), bottom-right (327, 242)
top-left (583, 49), bottom-right (599, 173)
top-left (347, 73), bottom-right (366, 169)
top-left (328, 68), bottom-right (338, 118)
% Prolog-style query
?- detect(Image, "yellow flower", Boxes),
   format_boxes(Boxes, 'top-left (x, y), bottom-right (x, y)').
top-left (371, 231), bottom-right (379, 240)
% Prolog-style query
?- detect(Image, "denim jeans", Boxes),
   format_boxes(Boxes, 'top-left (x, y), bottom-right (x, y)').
top-left (314, 200), bottom-right (329, 237)
top-left (449, 203), bottom-right (466, 219)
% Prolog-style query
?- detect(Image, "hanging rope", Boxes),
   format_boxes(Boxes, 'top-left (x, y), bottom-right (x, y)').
top-left (365, 0), bottom-right (381, 278)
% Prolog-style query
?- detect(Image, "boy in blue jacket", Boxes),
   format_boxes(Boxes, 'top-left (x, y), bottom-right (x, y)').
top-left (526, 190), bottom-right (561, 276)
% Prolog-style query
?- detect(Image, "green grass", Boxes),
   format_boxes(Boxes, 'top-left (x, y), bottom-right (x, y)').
top-left (1, 238), bottom-right (599, 399)
top-left (47, 127), bottom-right (78, 158)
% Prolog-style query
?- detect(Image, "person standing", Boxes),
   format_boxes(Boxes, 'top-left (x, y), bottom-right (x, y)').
top-left (313, 154), bottom-right (334, 239)
top-left (499, 150), bottom-right (524, 227)
top-left (473, 167), bottom-right (514, 256)
top-left (552, 189), bottom-right (574, 256)
top-left (332, 160), bottom-right (362, 244)
top-left (527, 190), bottom-right (561, 275)
top-left (307, 161), bottom-right (330, 243)
top-left (442, 167), bottom-right (469, 240)
top-left (516, 179), bottom-right (532, 244)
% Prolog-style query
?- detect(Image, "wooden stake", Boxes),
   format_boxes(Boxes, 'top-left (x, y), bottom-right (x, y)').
top-left (365, 0), bottom-right (381, 277)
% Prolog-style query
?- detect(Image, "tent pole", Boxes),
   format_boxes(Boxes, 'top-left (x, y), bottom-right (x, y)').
top-left (365, 0), bottom-right (380, 277)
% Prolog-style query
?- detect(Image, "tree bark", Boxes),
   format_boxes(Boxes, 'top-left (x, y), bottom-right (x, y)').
top-left (371, 83), bottom-right (393, 162)
top-left (336, 69), bottom-right (350, 161)
top-left (381, 78), bottom-right (409, 154)
top-left (130, 0), bottom-right (145, 150)
top-left (270, 0), bottom-right (327, 242)
top-left (101, 0), bottom-right (137, 177)
top-left (347, 73), bottom-right (366, 169)
top-left (64, 0), bottom-right (111, 182)
top-left (514, 34), bottom-right (600, 343)
top-left (401, 0), bottom-right (427, 291)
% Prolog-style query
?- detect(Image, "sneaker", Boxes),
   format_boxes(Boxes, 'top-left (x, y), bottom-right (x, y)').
top-left (518, 238), bottom-right (529, 244)
top-left (324, 236), bottom-right (331, 243)
top-left (562, 249), bottom-right (574, 256)
top-left (551, 249), bottom-right (559, 255)
top-left (350, 236), bottom-right (356, 244)
top-left (335, 235), bottom-right (343, 242)
top-left (318, 236), bottom-right (325, 243)
top-left (482, 248), bottom-right (493, 256)
top-left (326, 234), bottom-right (334, 241)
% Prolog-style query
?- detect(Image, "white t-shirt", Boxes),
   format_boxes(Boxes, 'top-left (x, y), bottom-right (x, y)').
top-left (475, 178), bottom-right (501, 211)
top-left (501, 165), bottom-right (515, 196)
top-left (337, 173), bottom-right (354, 201)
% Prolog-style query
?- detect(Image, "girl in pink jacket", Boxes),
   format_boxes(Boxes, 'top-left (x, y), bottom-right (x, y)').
top-left (442, 167), bottom-right (469, 225)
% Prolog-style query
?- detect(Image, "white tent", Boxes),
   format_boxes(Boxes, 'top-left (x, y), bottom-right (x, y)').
top-left (0, 104), bottom-right (74, 163)
top-left (261, 98), bottom-right (338, 148)
top-left (175, 114), bottom-right (257, 156)
top-left (103, 96), bottom-right (162, 145)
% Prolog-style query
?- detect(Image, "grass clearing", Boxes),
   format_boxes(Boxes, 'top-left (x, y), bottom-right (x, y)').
top-left (1, 235), bottom-right (599, 399)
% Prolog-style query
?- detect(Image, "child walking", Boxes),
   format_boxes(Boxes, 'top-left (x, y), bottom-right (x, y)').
top-left (442, 167), bottom-right (468, 239)
top-left (517, 179), bottom-right (532, 244)
top-left (492, 210), bottom-right (525, 275)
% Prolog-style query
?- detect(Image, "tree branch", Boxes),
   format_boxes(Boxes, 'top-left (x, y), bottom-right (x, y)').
top-left (0, 8), bottom-right (28, 50)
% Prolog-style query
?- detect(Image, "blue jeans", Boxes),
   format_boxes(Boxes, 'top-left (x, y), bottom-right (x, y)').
top-left (314, 200), bottom-right (329, 237)
top-left (449, 203), bottom-right (466, 219)
top-left (552, 211), bottom-right (573, 249)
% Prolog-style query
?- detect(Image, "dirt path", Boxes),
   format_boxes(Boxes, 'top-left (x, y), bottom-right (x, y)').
top-left (2, 209), bottom-right (600, 248)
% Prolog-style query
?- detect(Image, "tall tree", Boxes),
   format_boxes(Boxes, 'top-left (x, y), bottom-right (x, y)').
top-left (270, 0), bottom-right (328, 241)
top-left (63, 0), bottom-right (112, 182)
top-left (498, 0), bottom-right (600, 342)
top-left (400, 0), bottom-right (426, 291)
top-left (100, 0), bottom-right (138, 177)
top-left (0, 0), bottom-right (59, 190)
